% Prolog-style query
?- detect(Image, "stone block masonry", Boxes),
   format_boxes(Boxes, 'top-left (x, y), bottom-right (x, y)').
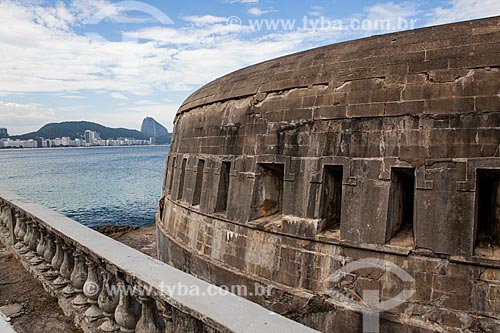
top-left (159, 16), bottom-right (500, 332)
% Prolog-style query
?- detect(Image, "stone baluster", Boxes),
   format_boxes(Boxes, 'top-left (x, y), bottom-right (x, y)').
top-left (0, 204), bottom-right (6, 227)
top-left (18, 214), bottom-right (27, 240)
top-left (55, 245), bottom-right (74, 288)
top-left (36, 227), bottom-right (47, 258)
top-left (62, 248), bottom-right (78, 297)
top-left (6, 206), bottom-right (14, 245)
top-left (14, 214), bottom-right (27, 250)
top-left (4, 206), bottom-right (11, 238)
top-left (135, 290), bottom-right (165, 333)
top-left (32, 227), bottom-right (48, 268)
top-left (1, 203), bottom-right (6, 223)
top-left (70, 250), bottom-right (89, 307)
top-left (28, 221), bottom-right (40, 250)
top-left (22, 219), bottom-right (32, 243)
top-left (171, 308), bottom-right (204, 332)
top-left (83, 258), bottom-right (103, 321)
top-left (2, 204), bottom-right (8, 225)
top-left (4, 205), bottom-right (10, 235)
top-left (5, 207), bottom-right (10, 235)
top-left (0, 205), bottom-right (8, 236)
top-left (40, 233), bottom-right (57, 274)
top-left (0, 204), bottom-right (6, 233)
top-left (28, 223), bottom-right (43, 265)
top-left (51, 238), bottom-right (64, 270)
top-left (162, 305), bottom-right (173, 333)
top-left (44, 237), bottom-right (62, 280)
top-left (115, 279), bottom-right (142, 332)
top-left (20, 219), bottom-right (33, 255)
top-left (98, 271), bottom-right (120, 332)
top-left (13, 213), bottom-right (21, 245)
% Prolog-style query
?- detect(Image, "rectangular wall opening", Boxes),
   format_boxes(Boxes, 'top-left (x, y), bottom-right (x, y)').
top-left (251, 163), bottom-right (285, 220)
top-left (168, 157), bottom-right (176, 195)
top-left (215, 161), bottom-right (231, 213)
top-left (177, 158), bottom-right (187, 201)
top-left (475, 169), bottom-right (500, 253)
top-left (192, 159), bottom-right (205, 206)
top-left (386, 167), bottom-right (415, 244)
top-left (319, 165), bottom-right (343, 232)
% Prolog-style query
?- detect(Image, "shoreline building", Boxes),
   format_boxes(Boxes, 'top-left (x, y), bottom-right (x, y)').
top-left (84, 130), bottom-right (97, 146)
top-left (157, 17), bottom-right (500, 332)
top-left (0, 128), bottom-right (8, 138)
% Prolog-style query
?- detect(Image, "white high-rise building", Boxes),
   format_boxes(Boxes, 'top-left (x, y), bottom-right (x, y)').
top-left (84, 130), bottom-right (96, 145)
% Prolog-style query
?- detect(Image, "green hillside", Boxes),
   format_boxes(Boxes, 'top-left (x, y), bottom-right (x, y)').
top-left (155, 133), bottom-right (172, 145)
top-left (11, 121), bottom-right (149, 140)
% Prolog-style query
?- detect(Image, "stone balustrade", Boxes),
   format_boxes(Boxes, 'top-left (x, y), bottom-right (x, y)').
top-left (0, 188), bottom-right (319, 333)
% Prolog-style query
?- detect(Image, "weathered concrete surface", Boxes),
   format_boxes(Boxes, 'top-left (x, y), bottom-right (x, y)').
top-left (159, 16), bottom-right (500, 332)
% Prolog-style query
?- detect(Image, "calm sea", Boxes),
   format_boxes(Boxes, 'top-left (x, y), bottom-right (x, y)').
top-left (0, 145), bottom-right (169, 228)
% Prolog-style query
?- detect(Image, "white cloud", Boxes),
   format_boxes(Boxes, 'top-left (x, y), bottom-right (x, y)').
top-left (0, 4), bottom-right (171, 95)
top-left (248, 7), bottom-right (276, 16)
top-left (0, 101), bottom-right (59, 134)
top-left (426, 0), bottom-right (500, 26)
top-left (0, 3), bottom-right (267, 99)
top-left (110, 92), bottom-right (128, 100)
top-left (73, 0), bottom-right (170, 25)
top-left (349, 1), bottom-right (421, 34)
top-left (364, 1), bottom-right (419, 18)
top-left (0, 0), bottom-right (426, 102)
top-left (3, 0), bottom-right (495, 135)
top-left (69, 0), bottom-right (113, 22)
top-left (183, 15), bottom-right (228, 25)
top-left (0, 102), bottom-right (56, 119)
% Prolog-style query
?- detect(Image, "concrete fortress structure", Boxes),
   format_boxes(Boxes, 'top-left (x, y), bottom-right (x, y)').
top-left (157, 17), bottom-right (500, 332)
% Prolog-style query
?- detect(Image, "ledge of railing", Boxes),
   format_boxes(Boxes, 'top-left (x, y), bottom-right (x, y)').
top-left (0, 187), bottom-right (318, 333)
top-left (0, 316), bottom-right (17, 333)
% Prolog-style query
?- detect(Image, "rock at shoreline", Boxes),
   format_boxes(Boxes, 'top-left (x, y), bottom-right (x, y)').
top-left (95, 224), bottom-right (157, 258)
top-left (95, 225), bottom-right (138, 237)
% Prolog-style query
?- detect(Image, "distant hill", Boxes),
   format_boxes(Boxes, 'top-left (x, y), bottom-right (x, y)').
top-left (141, 117), bottom-right (171, 144)
top-left (11, 121), bottom-right (148, 140)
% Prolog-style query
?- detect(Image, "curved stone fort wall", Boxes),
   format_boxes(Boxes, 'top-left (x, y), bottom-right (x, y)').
top-left (157, 16), bottom-right (500, 332)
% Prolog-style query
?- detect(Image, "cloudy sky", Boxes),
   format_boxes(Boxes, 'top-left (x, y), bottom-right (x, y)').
top-left (0, 0), bottom-right (499, 134)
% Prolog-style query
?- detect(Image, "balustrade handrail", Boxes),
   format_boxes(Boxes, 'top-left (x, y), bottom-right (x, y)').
top-left (0, 187), bottom-right (319, 333)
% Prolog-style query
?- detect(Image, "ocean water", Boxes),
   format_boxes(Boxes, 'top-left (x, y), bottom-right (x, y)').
top-left (0, 146), bottom-right (169, 228)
